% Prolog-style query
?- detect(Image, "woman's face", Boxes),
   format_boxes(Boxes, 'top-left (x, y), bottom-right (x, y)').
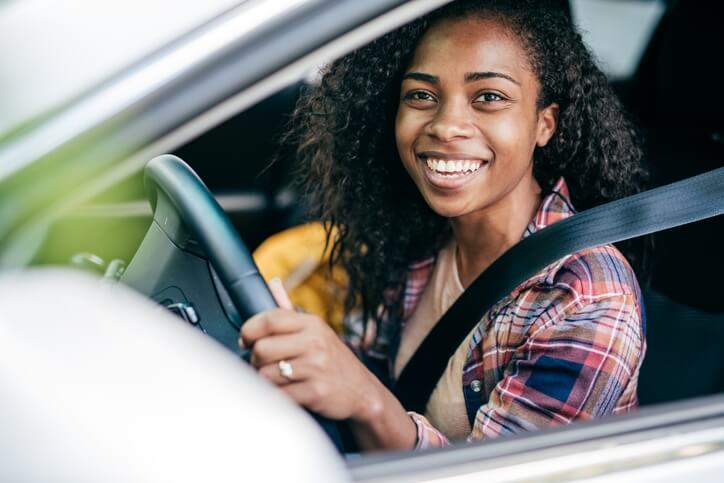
top-left (395, 16), bottom-right (558, 219)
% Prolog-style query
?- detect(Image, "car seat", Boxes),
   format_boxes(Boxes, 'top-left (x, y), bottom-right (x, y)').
top-left (628, 0), bottom-right (724, 405)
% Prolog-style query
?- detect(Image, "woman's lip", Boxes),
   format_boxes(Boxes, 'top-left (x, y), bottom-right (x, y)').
top-left (417, 151), bottom-right (485, 161)
top-left (419, 157), bottom-right (488, 190)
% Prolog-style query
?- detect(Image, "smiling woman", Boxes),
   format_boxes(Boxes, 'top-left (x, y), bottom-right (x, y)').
top-left (395, 15), bottom-right (557, 281)
top-left (240, 0), bottom-right (647, 452)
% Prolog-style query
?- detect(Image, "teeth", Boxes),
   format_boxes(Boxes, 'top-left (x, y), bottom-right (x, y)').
top-left (424, 158), bottom-right (485, 175)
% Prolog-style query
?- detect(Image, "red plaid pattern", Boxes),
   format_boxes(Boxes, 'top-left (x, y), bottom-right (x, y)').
top-left (347, 178), bottom-right (646, 449)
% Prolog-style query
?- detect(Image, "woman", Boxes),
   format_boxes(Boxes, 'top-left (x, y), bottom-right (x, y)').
top-left (240, 0), bottom-right (647, 451)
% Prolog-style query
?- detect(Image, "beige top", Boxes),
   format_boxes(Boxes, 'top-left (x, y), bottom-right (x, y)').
top-left (394, 239), bottom-right (476, 440)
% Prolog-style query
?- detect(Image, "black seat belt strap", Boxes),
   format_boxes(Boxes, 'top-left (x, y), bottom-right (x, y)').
top-left (394, 167), bottom-right (724, 414)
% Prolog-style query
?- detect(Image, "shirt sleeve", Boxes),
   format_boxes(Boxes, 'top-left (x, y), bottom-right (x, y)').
top-left (407, 293), bottom-right (643, 450)
top-left (468, 293), bottom-right (644, 441)
top-left (408, 411), bottom-right (450, 449)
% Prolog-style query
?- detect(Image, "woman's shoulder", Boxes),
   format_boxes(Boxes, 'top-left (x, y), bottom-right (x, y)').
top-left (515, 244), bottom-right (644, 325)
top-left (497, 245), bottom-right (644, 346)
top-left (547, 244), bottom-right (641, 300)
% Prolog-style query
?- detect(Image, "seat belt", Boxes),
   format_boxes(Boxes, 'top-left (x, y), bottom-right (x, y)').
top-left (394, 167), bottom-right (724, 414)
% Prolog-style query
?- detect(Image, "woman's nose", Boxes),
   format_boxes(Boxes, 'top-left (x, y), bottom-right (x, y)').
top-left (426, 100), bottom-right (475, 142)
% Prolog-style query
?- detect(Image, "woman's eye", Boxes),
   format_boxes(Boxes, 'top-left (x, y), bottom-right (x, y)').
top-left (475, 92), bottom-right (504, 103)
top-left (404, 90), bottom-right (436, 103)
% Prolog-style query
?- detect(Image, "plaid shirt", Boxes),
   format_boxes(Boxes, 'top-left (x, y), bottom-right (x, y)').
top-left (345, 178), bottom-right (646, 449)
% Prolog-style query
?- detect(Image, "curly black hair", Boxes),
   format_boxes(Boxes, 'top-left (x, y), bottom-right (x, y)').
top-left (287, 0), bottom-right (646, 325)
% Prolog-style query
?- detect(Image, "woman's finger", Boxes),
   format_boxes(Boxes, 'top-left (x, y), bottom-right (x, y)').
top-left (250, 332), bottom-right (312, 367)
top-left (240, 309), bottom-right (307, 346)
top-left (269, 277), bottom-right (294, 310)
top-left (257, 356), bottom-right (307, 386)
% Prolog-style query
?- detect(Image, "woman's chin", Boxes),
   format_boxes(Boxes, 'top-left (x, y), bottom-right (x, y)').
top-left (425, 199), bottom-right (474, 219)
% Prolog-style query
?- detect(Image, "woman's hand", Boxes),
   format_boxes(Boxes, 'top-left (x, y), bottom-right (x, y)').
top-left (239, 279), bottom-right (417, 451)
top-left (240, 279), bottom-right (380, 421)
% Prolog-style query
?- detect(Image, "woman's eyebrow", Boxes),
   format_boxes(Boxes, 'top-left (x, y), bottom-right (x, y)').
top-left (402, 71), bottom-right (520, 86)
top-left (402, 72), bottom-right (438, 84)
top-left (465, 71), bottom-right (520, 85)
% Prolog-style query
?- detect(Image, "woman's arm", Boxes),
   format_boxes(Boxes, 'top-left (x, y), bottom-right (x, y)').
top-left (469, 293), bottom-right (643, 442)
top-left (240, 279), bottom-right (419, 451)
top-left (403, 293), bottom-right (643, 450)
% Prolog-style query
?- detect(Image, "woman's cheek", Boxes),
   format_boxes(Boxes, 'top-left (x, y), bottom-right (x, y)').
top-left (395, 111), bottom-right (419, 172)
top-left (394, 109), bottom-right (412, 147)
top-left (483, 117), bottom-right (533, 170)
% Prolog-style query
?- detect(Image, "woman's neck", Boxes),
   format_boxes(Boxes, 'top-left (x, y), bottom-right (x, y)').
top-left (451, 174), bottom-right (542, 288)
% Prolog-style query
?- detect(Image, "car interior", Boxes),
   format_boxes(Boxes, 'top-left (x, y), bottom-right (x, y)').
top-left (24, 0), bottom-right (724, 437)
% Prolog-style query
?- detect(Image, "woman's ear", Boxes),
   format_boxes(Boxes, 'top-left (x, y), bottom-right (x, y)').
top-left (536, 103), bottom-right (559, 147)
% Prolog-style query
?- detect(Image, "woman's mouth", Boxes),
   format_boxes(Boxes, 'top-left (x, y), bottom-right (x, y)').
top-left (419, 155), bottom-right (489, 189)
top-left (425, 158), bottom-right (484, 177)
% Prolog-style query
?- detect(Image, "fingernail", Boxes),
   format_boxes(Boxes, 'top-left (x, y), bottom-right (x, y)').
top-left (238, 337), bottom-right (246, 349)
top-left (269, 277), bottom-right (282, 286)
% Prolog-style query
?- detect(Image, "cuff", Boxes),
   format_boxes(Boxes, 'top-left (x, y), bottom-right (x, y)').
top-left (407, 411), bottom-right (450, 450)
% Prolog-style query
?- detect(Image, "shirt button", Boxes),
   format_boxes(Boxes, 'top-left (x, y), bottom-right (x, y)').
top-left (469, 380), bottom-right (483, 393)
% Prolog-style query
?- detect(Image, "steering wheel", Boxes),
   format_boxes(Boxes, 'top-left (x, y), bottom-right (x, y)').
top-left (126, 154), bottom-right (353, 452)
top-left (143, 154), bottom-right (277, 325)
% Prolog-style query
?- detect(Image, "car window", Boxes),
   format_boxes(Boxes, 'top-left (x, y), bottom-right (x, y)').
top-left (571, 0), bottom-right (666, 80)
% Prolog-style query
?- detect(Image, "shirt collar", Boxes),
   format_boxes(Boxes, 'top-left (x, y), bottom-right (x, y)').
top-left (403, 177), bottom-right (578, 318)
top-left (506, 177), bottom-right (576, 298)
top-left (522, 177), bottom-right (576, 239)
